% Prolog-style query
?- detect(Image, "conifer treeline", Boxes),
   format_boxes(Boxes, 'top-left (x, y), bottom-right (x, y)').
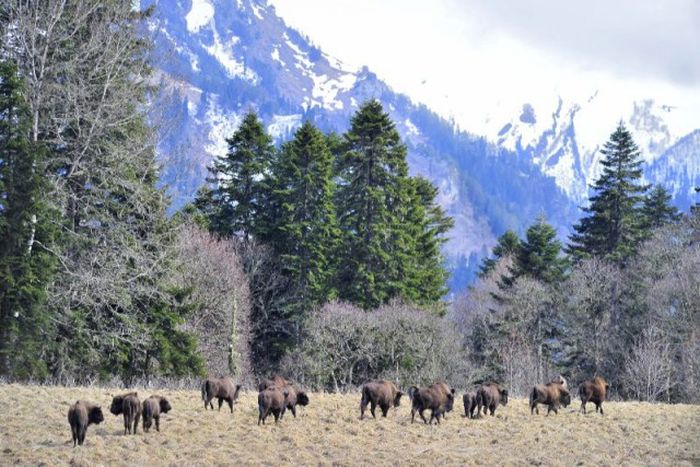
top-left (189, 102), bottom-right (454, 370)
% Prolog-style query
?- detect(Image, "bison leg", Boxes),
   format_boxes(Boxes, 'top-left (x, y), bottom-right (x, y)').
top-left (218, 398), bottom-right (224, 411)
top-left (419, 409), bottom-right (429, 424)
top-left (71, 427), bottom-right (77, 447)
top-left (370, 401), bottom-right (377, 419)
top-left (489, 404), bottom-right (496, 416)
top-left (134, 413), bottom-right (140, 434)
top-left (155, 415), bottom-right (160, 432)
top-left (227, 397), bottom-right (234, 413)
top-left (580, 401), bottom-right (587, 414)
top-left (597, 402), bottom-right (603, 415)
top-left (380, 402), bottom-right (390, 418)
top-left (290, 405), bottom-right (296, 418)
top-left (360, 399), bottom-right (368, 420)
top-left (78, 427), bottom-right (86, 446)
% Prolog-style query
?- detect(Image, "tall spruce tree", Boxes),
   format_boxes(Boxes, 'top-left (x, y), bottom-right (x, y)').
top-left (203, 110), bottom-right (274, 240)
top-left (568, 123), bottom-right (649, 263)
top-left (0, 61), bottom-right (58, 378)
top-left (641, 185), bottom-right (681, 231)
top-left (268, 121), bottom-right (340, 312)
top-left (335, 100), bottom-right (451, 309)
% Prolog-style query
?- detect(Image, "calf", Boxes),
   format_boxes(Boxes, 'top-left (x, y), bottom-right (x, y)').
top-left (142, 396), bottom-right (172, 432)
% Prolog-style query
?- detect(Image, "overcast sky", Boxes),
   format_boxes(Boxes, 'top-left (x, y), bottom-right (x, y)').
top-left (269, 0), bottom-right (700, 134)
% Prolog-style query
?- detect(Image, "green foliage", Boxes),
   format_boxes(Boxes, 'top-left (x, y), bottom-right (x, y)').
top-left (641, 185), bottom-right (681, 231)
top-left (0, 61), bottom-right (59, 379)
top-left (335, 100), bottom-right (452, 309)
top-left (511, 215), bottom-right (568, 284)
top-left (203, 111), bottom-right (274, 240)
top-left (568, 122), bottom-right (649, 263)
top-left (267, 121), bottom-right (340, 312)
top-left (478, 230), bottom-right (520, 278)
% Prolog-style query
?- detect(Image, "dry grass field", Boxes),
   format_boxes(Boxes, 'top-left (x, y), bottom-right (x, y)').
top-left (0, 384), bottom-right (698, 466)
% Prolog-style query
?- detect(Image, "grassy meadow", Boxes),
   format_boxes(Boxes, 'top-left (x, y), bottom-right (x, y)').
top-left (0, 384), bottom-right (698, 466)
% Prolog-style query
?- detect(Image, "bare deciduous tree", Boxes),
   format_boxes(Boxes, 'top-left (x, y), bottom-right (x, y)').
top-left (623, 325), bottom-right (674, 402)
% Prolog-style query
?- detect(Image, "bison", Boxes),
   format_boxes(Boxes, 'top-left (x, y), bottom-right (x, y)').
top-left (359, 380), bottom-right (403, 420)
top-left (476, 383), bottom-right (508, 417)
top-left (462, 390), bottom-right (478, 419)
top-left (110, 392), bottom-right (141, 435)
top-left (408, 384), bottom-right (455, 424)
top-left (142, 396), bottom-right (172, 432)
top-left (429, 382), bottom-right (455, 419)
top-left (258, 387), bottom-right (288, 425)
top-left (67, 401), bottom-right (104, 447)
top-left (201, 377), bottom-right (242, 413)
top-left (579, 376), bottom-right (609, 414)
top-left (529, 379), bottom-right (571, 415)
top-left (258, 375), bottom-right (310, 418)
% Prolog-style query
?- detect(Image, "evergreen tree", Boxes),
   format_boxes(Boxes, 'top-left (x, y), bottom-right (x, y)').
top-left (203, 111), bottom-right (274, 240)
top-left (268, 121), bottom-right (340, 312)
top-left (511, 215), bottom-right (568, 284)
top-left (641, 185), bottom-right (681, 231)
top-left (0, 61), bottom-right (58, 378)
top-left (478, 230), bottom-right (520, 278)
top-left (335, 100), bottom-right (451, 309)
top-left (568, 123), bottom-right (649, 263)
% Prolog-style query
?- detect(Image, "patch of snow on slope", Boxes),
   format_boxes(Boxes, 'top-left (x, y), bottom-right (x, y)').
top-left (185, 0), bottom-right (214, 33)
top-left (267, 114), bottom-right (302, 140)
top-left (271, 47), bottom-right (285, 67)
top-left (284, 33), bottom-right (313, 71)
top-left (250, 2), bottom-right (264, 20)
top-left (205, 29), bottom-right (259, 83)
top-left (309, 73), bottom-right (357, 110)
top-left (204, 95), bottom-right (242, 159)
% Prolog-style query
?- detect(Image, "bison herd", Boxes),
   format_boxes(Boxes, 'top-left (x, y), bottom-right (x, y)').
top-left (67, 375), bottom-right (609, 446)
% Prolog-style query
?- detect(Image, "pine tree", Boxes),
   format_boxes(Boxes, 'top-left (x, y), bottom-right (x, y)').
top-left (568, 122), bottom-right (649, 263)
top-left (204, 110), bottom-right (274, 240)
top-left (335, 100), bottom-right (451, 309)
top-left (478, 230), bottom-right (520, 278)
top-left (268, 121), bottom-right (340, 312)
top-left (0, 61), bottom-right (58, 378)
top-left (511, 215), bottom-right (568, 284)
top-left (641, 185), bottom-right (681, 231)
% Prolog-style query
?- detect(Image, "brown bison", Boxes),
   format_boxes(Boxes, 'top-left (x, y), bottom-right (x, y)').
top-left (258, 387), bottom-right (288, 425)
top-left (67, 401), bottom-right (104, 447)
top-left (462, 390), bottom-right (478, 419)
top-left (408, 384), bottom-right (455, 424)
top-left (110, 392), bottom-right (141, 435)
top-left (429, 382), bottom-right (455, 419)
top-left (476, 383), bottom-right (508, 416)
top-left (201, 377), bottom-right (242, 413)
top-left (529, 379), bottom-right (571, 415)
top-left (579, 376), bottom-right (609, 414)
top-left (142, 396), bottom-right (172, 432)
top-left (257, 375), bottom-right (289, 391)
top-left (257, 375), bottom-right (310, 418)
top-left (359, 380), bottom-right (403, 420)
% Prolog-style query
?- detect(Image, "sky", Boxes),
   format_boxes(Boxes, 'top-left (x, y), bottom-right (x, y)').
top-left (268, 0), bottom-right (700, 137)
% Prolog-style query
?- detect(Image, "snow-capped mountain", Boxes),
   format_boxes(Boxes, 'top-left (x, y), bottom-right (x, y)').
top-left (486, 91), bottom-right (699, 209)
top-left (144, 0), bottom-right (697, 292)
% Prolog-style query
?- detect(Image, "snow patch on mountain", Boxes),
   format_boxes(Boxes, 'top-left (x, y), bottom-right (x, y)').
top-left (268, 114), bottom-right (302, 140)
top-left (204, 95), bottom-right (242, 158)
top-left (185, 0), bottom-right (214, 33)
top-left (205, 29), bottom-right (259, 83)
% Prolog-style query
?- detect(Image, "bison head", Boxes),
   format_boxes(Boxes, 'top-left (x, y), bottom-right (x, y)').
top-left (109, 396), bottom-right (124, 415)
top-left (297, 391), bottom-right (310, 406)
top-left (393, 391), bottom-right (404, 408)
top-left (89, 406), bottom-right (105, 424)
top-left (499, 388), bottom-right (509, 406)
top-left (159, 397), bottom-right (172, 413)
top-left (445, 392), bottom-right (455, 413)
top-left (560, 390), bottom-right (571, 407)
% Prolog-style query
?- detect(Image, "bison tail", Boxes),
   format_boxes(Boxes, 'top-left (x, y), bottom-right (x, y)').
top-left (528, 387), bottom-right (536, 408)
top-left (201, 380), bottom-right (210, 402)
top-left (408, 386), bottom-right (419, 401)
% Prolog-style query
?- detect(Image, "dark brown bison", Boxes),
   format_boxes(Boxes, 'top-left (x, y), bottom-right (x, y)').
top-left (462, 390), bottom-right (478, 419)
top-left (257, 375), bottom-right (310, 418)
top-left (476, 383), bottom-right (508, 416)
top-left (110, 392), bottom-right (141, 435)
top-left (359, 380), bottom-right (403, 420)
top-left (579, 376), bottom-right (609, 414)
top-left (408, 384), bottom-right (455, 424)
top-left (258, 387), bottom-right (288, 425)
top-left (142, 396), bottom-right (172, 432)
top-left (529, 380), bottom-right (571, 415)
top-left (201, 377), bottom-right (242, 413)
top-left (67, 401), bottom-right (104, 447)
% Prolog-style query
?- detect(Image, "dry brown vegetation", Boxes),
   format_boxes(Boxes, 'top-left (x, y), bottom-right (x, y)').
top-left (1, 384), bottom-right (698, 466)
